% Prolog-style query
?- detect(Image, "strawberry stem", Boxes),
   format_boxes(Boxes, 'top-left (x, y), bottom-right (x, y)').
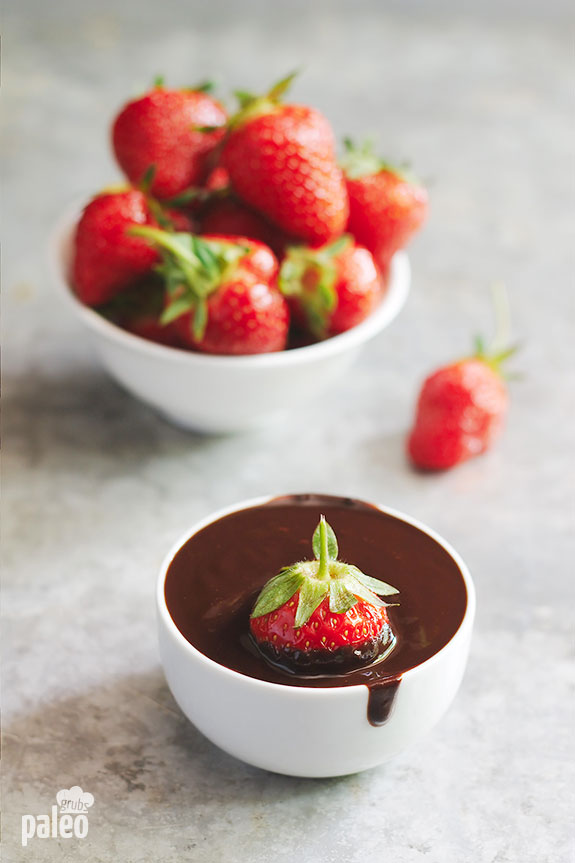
top-left (490, 281), bottom-right (511, 355)
top-left (229, 70), bottom-right (299, 130)
top-left (341, 138), bottom-right (418, 183)
top-left (316, 515), bottom-right (330, 581)
top-left (473, 282), bottom-right (520, 377)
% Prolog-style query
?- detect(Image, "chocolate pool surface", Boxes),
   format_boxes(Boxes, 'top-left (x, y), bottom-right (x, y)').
top-left (164, 494), bottom-right (468, 724)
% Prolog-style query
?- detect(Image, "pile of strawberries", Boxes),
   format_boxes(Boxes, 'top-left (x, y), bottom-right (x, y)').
top-left (71, 73), bottom-right (428, 355)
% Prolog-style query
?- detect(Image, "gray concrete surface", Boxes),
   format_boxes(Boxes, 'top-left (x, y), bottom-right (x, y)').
top-left (2, 2), bottom-right (574, 861)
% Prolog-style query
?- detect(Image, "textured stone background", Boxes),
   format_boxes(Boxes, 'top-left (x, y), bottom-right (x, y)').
top-left (2, 1), bottom-right (573, 860)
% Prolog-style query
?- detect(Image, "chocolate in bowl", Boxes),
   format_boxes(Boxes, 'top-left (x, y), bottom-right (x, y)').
top-left (164, 494), bottom-right (468, 726)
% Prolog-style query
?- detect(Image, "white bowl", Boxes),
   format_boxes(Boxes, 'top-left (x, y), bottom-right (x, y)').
top-left (157, 496), bottom-right (475, 777)
top-left (50, 211), bottom-right (410, 433)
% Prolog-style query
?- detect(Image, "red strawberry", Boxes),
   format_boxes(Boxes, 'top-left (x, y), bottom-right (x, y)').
top-left (124, 313), bottom-right (182, 347)
top-left (130, 227), bottom-right (289, 355)
top-left (279, 235), bottom-right (384, 339)
top-left (72, 190), bottom-right (160, 306)
top-left (112, 83), bottom-right (227, 200)
top-left (200, 233), bottom-right (279, 283)
top-left (222, 73), bottom-right (349, 244)
top-left (200, 198), bottom-right (287, 256)
top-left (342, 139), bottom-right (428, 270)
top-left (250, 516), bottom-right (399, 673)
top-left (163, 206), bottom-right (197, 233)
top-left (408, 336), bottom-right (514, 470)
top-left (92, 273), bottom-right (181, 347)
top-left (204, 165), bottom-right (230, 192)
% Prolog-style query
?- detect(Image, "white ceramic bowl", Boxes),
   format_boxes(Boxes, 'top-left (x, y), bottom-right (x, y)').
top-left (157, 496), bottom-right (475, 777)
top-left (50, 212), bottom-right (410, 433)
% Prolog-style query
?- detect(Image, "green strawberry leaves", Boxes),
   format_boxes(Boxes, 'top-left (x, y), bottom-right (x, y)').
top-left (190, 79), bottom-right (216, 94)
top-left (251, 566), bottom-right (304, 619)
top-left (328, 578), bottom-right (358, 614)
top-left (230, 70), bottom-right (300, 130)
top-left (312, 517), bottom-right (338, 560)
top-left (250, 516), bottom-right (400, 628)
top-left (139, 164), bottom-right (157, 194)
top-left (473, 283), bottom-right (520, 379)
top-left (159, 294), bottom-right (192, 326)
top-left (341, 137), bottom-right (417, 184)
top-left (128, 226), bottom-right (247, 340)
top-left (294, 578), bottom-right (329, 628)
top-left (342, 564), bottom-right (399, 597)
top-left (267, 69), bottom-right (299, 102)
top-left (279, 236), bottom-right (352, 339)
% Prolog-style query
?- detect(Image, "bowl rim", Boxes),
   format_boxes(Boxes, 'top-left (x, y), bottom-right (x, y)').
top-left (50, 206), bottom-right (411, 368)
top-left (157, 494), bottom-right (476, 698)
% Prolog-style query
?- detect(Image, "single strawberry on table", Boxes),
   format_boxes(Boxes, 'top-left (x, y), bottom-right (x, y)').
top-left (408, 327), bottom-right (516, 471)
top-left (112, 81), bottom-right (227, 200)
top-left (72, 189), bottom-right (161, 307)
top-left (250, 515), bottom-right (399, 673)
top-left (130, 226), bottom-right (289, 355)
top-left (222, 73), bottom-right (349, 244)
top-left (279, 235), bottom-right (384, 339)
top-left (342, 139), bottom-right (428, 270)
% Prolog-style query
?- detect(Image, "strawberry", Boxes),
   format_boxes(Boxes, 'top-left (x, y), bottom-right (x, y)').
top-left (162, 206), bottom-right (197, 233)
top-left (342, 139), bottom-right (428, 270)
top-left (408, 327), bottom-right (516, 470)
top-left (72, 190), bottom-right (160, 307)
top-left (112, 82), bottom-right (227, 200)
top-left (203, 165), bottom-right (230, 192)
top-left (279, 235), bottom-right (383, 339)
top-left (250, 516), bottom-right (399, 673)
top-left (130, 227), bottom-right (289, 355)
top-left (200, 233), bottom-right (279, 282)
top-left (94, 274), bottom-right (181, 347)
top-left (124, 313), bottom-right (182, 347)
top-left (199, 197), bottom-right (287, 256)
top-left (222, 73), bottom-right (349, 244)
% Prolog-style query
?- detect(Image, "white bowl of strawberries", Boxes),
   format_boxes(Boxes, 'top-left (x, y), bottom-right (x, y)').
top-left (55, 75), bottom-right (426, 433)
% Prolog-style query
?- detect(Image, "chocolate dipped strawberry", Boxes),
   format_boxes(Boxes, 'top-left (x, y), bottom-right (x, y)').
top-left (250, 516), bottom-right (399, 673)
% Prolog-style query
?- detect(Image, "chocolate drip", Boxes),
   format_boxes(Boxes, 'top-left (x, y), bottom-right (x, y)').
top-left (367, 678), bottom-right (402, 726)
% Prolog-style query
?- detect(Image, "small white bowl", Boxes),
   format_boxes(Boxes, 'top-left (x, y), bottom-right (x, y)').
top-left (157, 496), bottom-right (475, 777)
top-left (50, 211), bottom-right (410, 433)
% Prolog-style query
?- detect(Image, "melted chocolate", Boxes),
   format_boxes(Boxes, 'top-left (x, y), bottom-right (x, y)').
top-left (164, 494), bottom-right (468, 725)
top-left (251, 626), bottom-right (396, 675)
